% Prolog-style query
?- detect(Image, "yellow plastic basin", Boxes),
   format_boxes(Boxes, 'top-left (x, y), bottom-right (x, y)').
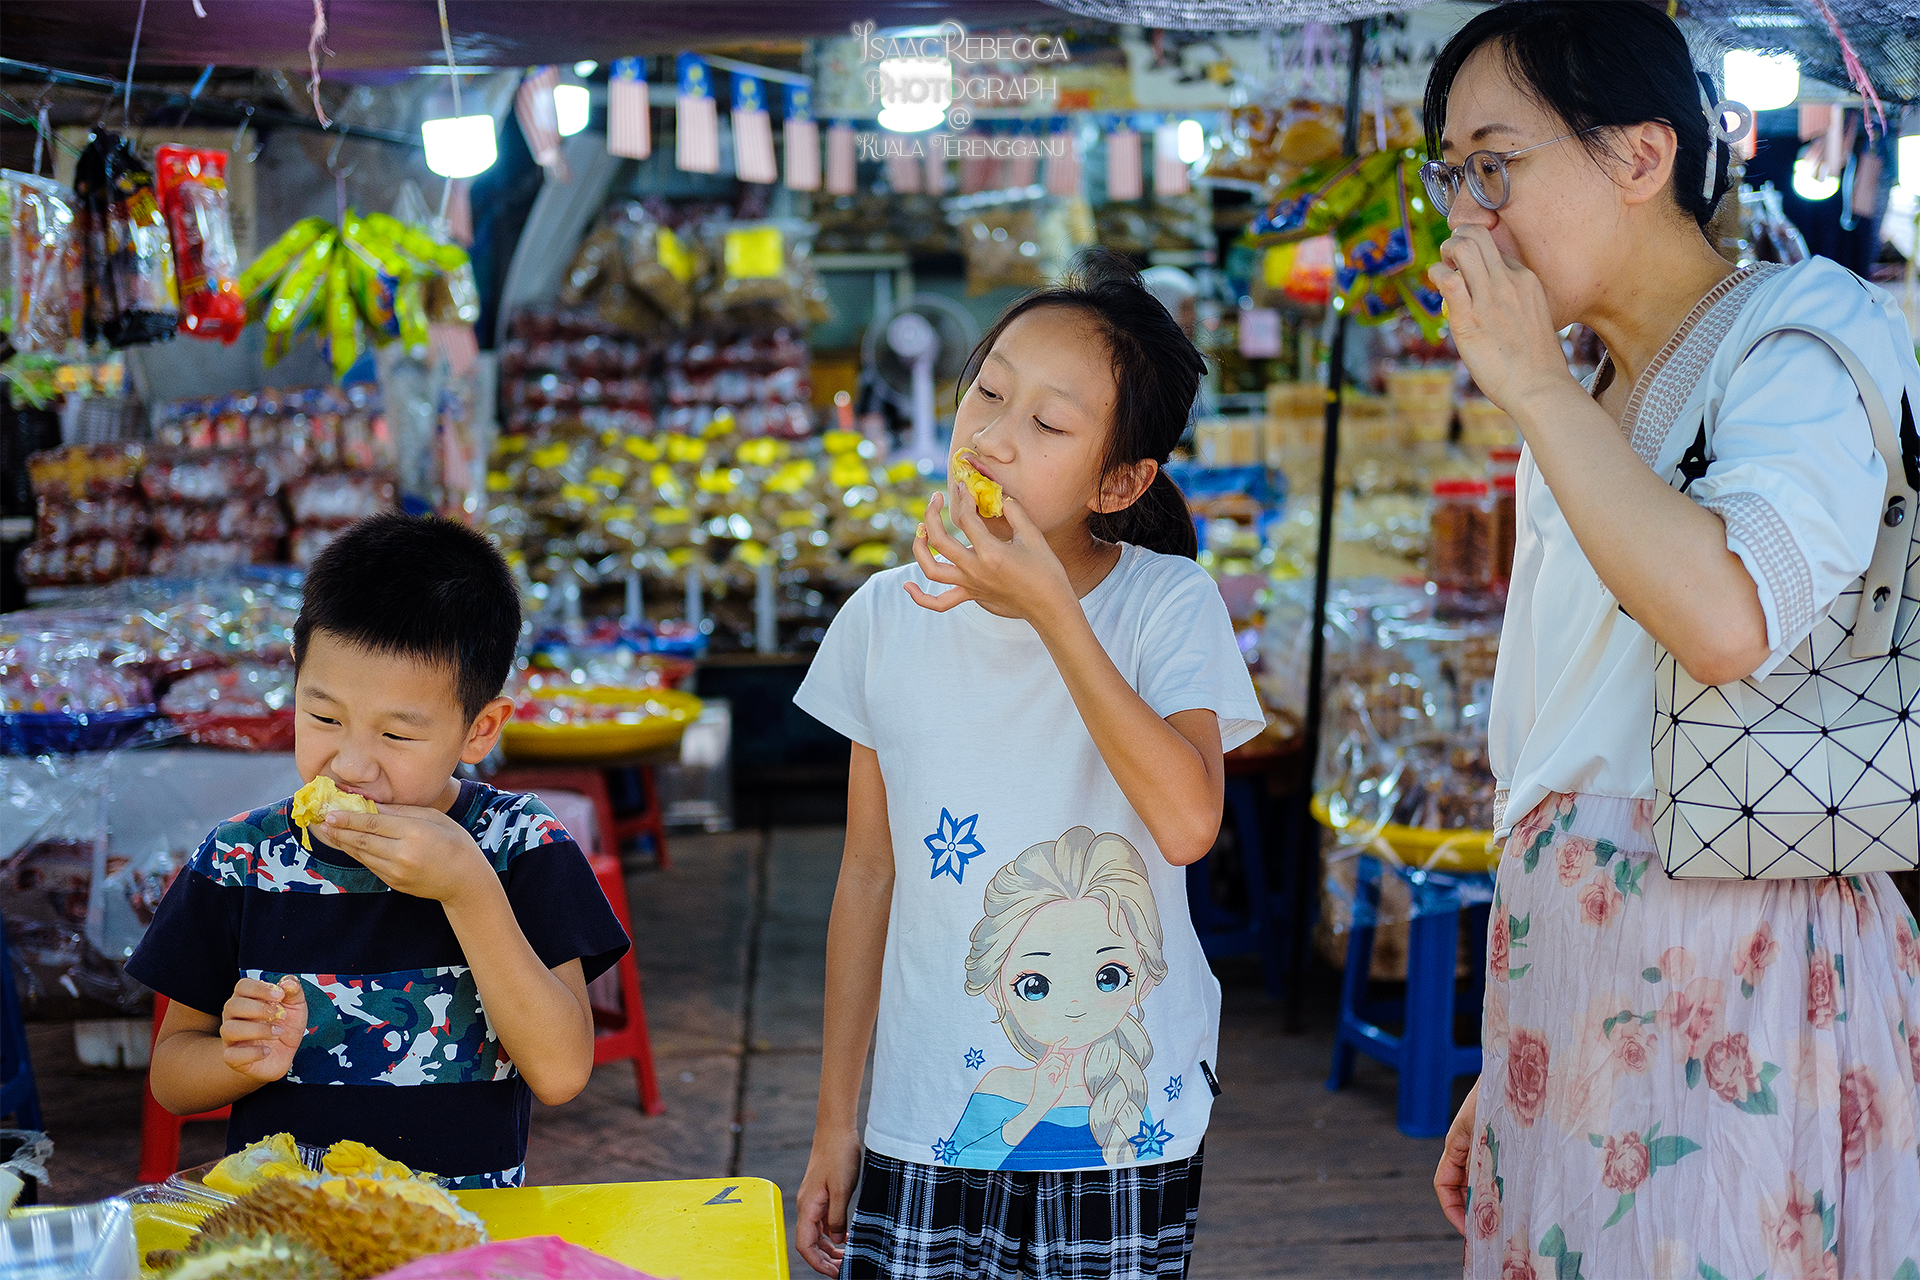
top-left (500, 688), bottom-right (702, 762)
top-left (1310, 793), bottom-right (1501, 874)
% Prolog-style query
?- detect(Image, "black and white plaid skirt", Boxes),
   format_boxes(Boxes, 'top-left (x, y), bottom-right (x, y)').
top-left (839, 1146), bottom-right (1203, 1280)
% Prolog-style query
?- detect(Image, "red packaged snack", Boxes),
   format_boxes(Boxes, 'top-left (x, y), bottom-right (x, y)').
top-left (154, 146), bottom-right (245, 343)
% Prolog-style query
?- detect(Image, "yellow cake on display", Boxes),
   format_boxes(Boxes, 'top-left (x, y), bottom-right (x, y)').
top-left (289, 776), bottom-right (377, 849)
top-left (950, 449), bottom-right (1004, 518)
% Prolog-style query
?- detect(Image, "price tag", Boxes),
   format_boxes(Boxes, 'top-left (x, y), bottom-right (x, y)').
top-left (1238, 307), bottom-right (1282, 359)
top-left (657, 228), bottom-right (694, 283)
top-left (723, 226), bottom-right (784, 279)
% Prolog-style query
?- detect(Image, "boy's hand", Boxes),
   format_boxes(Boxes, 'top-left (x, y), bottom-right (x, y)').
top-left (321, 805), bottom-right (495, 904)
top-left (221, 976), bottom-right (307, 1083)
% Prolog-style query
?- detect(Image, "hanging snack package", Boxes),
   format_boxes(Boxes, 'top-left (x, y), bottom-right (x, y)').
top-left (261, 227), bottom-right (336, 367)
top-left (340, 209), bottom-right (404, 342)
top-left (2, 170), bottom-right (82, 354)
top-left (1249, 148), bottom-right (1393, 244)
top-left (76, 133), bottom-right (180, 346)
top-left (625, 214), bottom-right (698, 328)
top-left (1330, 155), bottom-right (1417, 310)
top-left (154, 144), bottom-right (245, 343)
top-left (237, 216), bottom-right (330, 322)
top-left (1393, 156), bottom-right (1450, 343)
top-left (325, 240), bottom-right (362, 380)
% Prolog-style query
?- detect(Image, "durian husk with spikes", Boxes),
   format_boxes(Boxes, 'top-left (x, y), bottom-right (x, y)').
top-left (187, 1176), bottom-right (485, 1280)
top-left (151, 1231), bottom-right (343, 1280)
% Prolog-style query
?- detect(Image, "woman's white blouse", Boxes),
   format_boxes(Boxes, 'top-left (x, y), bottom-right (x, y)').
top-left (1490, 259), bottom-right (1919, 837)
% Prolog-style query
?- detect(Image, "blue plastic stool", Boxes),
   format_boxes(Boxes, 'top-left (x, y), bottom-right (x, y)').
top-left (1187, 774), bottom-right (1287, 998)
top-left (1, 918), bottom-right (44, 1130)
top-left (1326, 854), bottom-right (1490, 1138)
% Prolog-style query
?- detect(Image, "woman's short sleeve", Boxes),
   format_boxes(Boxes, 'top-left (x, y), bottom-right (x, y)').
top-left (1135, 560), bottom-right (1267, 750)
top-left (1688, 329), bottom-right (1885, 679)
top-left (793, 575), bottom-right (877, 747)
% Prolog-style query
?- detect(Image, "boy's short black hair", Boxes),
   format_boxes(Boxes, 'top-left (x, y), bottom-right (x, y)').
top-left (293, 513), bottom-right (521, 722)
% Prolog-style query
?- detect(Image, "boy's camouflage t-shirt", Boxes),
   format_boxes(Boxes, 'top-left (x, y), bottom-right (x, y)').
top-left (127, 780), bottom-right (630, 1186)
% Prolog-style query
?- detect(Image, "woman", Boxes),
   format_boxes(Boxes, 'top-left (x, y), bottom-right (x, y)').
top-left (1421, 4), bottom-right (1920, 1277)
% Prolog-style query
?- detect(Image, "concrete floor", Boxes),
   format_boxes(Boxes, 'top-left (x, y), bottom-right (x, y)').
top-left (23, 825), bottom-right (1466, 1279)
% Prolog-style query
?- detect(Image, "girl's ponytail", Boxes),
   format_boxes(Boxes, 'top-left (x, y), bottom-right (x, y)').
top-left (1089, 468), bottom-right (1198, 559)
top-left (963, 247), bottom-right (1207, 559)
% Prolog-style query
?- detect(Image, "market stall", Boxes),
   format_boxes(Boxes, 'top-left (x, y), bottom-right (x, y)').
top-left (3, 0), bottom-right (1918, 1266)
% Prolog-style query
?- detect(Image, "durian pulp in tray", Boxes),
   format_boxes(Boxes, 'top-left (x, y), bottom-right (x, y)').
top-left (125, 1164), bottom-right (233, 1272)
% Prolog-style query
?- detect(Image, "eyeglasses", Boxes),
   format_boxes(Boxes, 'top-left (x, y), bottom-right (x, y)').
top-left (1418, 128), bottom-right (1600, 215)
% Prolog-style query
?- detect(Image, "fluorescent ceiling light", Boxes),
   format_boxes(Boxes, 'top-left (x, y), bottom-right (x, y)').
top-left (421, 113), bottom-right (498, 178)
top-left (554, 83), bottom-right (590, 136)
top-left (1176, 119), bottom-right (1205, 164)
top-left (1792, 153), bottom-right (1839, 201)
top-left (875, 56), bottom-right (951, 133)
top-left (1723, 49), bottom-right (1800, 112)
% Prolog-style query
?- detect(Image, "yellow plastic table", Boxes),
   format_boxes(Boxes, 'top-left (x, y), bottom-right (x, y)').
top-left (456, 1177), bottom-right (790, 1280)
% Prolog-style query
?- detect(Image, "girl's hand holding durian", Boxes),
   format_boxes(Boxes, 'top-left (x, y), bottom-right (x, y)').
top-left (908, 452), bottom-right (1078, 626)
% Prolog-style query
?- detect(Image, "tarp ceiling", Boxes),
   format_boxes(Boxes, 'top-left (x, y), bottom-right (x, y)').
top-left (0, 1), bottom-right (1063, 74)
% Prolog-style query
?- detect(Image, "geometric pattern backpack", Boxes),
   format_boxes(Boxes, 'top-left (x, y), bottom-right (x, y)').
top-left (1652, 322), bottom-right (1920, 878)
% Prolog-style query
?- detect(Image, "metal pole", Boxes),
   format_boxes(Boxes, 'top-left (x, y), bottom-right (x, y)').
top-left (1286, 17), bottom-right (1367, 1032)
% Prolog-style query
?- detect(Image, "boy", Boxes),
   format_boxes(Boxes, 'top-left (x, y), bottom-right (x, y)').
top-left (129, 514), bottom-right (629, 1188)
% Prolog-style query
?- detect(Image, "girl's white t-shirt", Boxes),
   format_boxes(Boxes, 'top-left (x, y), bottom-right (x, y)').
top-left (794, 543), bottom-right (1265, 1173)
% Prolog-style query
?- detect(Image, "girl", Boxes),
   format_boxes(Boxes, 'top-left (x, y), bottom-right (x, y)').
top-left (792, 249), bottom-right (1265, 1280)
top-left (1418, 4), bottom-right (1920, 1277)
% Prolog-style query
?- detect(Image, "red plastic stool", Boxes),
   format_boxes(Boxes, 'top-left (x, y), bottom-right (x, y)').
top-left (139, 993), bottom-right (231, 1183)
top-left (491, 768), bottom-right (665, 1116)
top-left (610, 765), bottom-right (671, 869)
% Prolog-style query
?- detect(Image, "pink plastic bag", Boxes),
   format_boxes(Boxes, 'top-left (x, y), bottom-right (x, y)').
top-left (375, 1236), bottom-right (667, 1280)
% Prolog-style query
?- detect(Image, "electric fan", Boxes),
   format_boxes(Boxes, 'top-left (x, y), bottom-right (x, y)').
top-left (860, 293), bottom-right (981, 467)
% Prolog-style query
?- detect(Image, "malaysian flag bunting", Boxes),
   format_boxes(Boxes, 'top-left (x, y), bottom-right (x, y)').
top-left (885, 150), bottom-right (922, 193)
top-left (923, 138), bottom-right (947, 195)
top-left (444, 179), bottom-right (473, 245)
top-left (675, 53), bottom-right (719, 174)
top-left (1006, 136), bottom-right (1038, 189)
top-left (1106, 125), bottom-right (1142, 201)
top-left (1153, 121), bottom-right (1190, 195)
top-left (959, 138), bottom-right (995, 193)
top-left (1044, 125), bottom-right (1082, 196)
top-left (516, 65), bottom-right (571, 183)
top-left (608, 57), bottom-right (651, 159)
top-left (731, 73), bottom-right (778, 184)
top-left (783, 84), bottom-right (820, 191)
top-left (824, 121), bottom-right (857, 194)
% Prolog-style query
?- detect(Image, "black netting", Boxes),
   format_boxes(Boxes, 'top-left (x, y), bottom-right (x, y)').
top-left (1038, 0), bottom-right (1920, 107)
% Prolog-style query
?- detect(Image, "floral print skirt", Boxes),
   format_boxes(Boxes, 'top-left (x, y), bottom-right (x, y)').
top-left (1466, 793), bottom-right (1920, 1280)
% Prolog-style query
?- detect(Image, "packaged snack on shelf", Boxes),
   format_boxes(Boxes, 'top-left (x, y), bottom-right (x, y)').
top-left (2, 170), bottom-right (83, 353)
top-left (28, 442), bottom-right (144, 500)
top-left (160, 659), bottom-right (296, 750)
top-left (288, 471), bottom-right (397, 525)
top-left (960, 198), bottom-right (1074, 297)
top-left (72, 132), bottom-right (180, 347)
top-left (153, 145), bottom-right (246, 343)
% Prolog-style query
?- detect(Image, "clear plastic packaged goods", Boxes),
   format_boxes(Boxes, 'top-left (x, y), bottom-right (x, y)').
top-left (2, 169), bottom-right (83, 353)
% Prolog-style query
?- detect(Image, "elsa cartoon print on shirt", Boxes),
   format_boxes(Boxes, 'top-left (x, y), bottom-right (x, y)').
top-left (935, 827), bottom-right (1169, 1170)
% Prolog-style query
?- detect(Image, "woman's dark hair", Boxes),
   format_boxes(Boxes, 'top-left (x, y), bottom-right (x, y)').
top-left (958, 247), bottom-right (1205, 558)
top-left (1422, 0), bottom-right (1730, 230)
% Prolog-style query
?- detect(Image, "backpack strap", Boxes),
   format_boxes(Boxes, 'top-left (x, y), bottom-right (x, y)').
top-left (1723, 324), bottom-right (1914, 657)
